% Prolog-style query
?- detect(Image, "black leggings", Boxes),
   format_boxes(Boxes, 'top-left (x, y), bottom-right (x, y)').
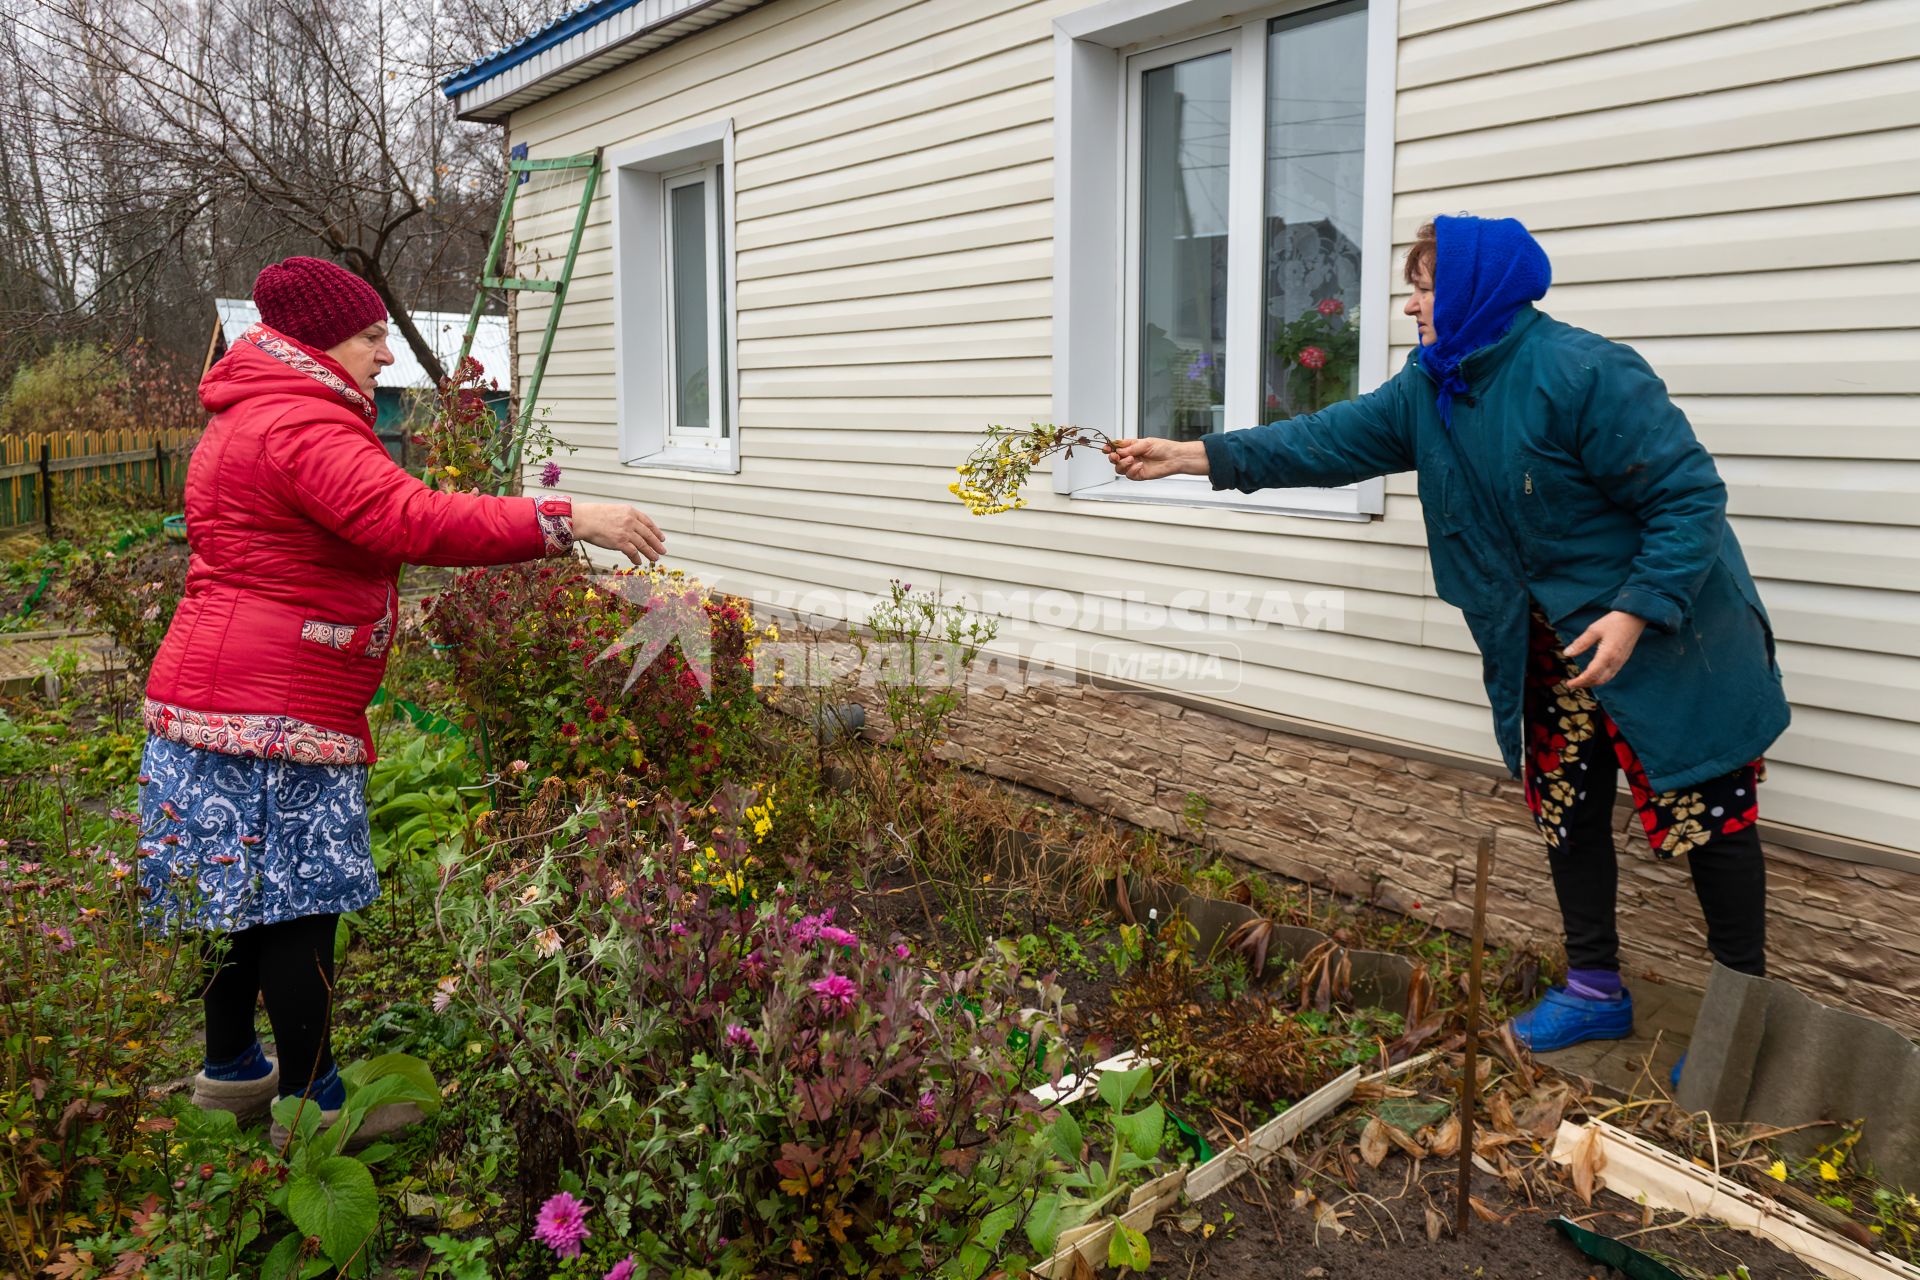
top-left (200, 913), bottom-right (339, 1093)
top-left (1546, 772), bottom-right (1767, 978)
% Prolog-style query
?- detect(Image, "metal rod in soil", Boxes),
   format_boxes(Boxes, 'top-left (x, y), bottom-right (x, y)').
top-left (1456, 833), bottom-right (1494, 1233)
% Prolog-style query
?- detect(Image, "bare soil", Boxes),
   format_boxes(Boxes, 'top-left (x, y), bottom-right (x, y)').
top-left (1142, 1157), bottom-right (1826, 1280)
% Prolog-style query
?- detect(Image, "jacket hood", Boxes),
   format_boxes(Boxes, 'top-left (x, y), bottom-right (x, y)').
top-left (200, 323), bottom-right (377, 424)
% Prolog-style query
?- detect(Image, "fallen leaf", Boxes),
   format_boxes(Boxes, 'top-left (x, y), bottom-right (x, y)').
top-left (1512, 1083), bottom-right (1571, 1140)
top-left (1489, 1091), bottom-right (1520, 1136)
top-left (1360, 1117), bottom-right (1390, 1168)
top-left (1570, 1127), bottom-right (1607, 1206)
top-left (1425, 1205), bottom-right (1446, 1241)
top-left (1386, 1124), bottom-right (1427, 1159)
top-left (1311, 1197), bottom-right (1348, 1239)
top-left (1469, 1195), bottom-right (1503, 1224)
top-left (1425, 1114), bottom-right (1461, 1158)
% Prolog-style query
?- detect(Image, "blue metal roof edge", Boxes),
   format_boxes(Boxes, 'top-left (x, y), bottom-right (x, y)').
top-left (441, 0), bottom-right (649, 99)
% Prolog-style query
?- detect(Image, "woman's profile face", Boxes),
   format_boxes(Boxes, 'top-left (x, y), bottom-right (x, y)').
top-left (327, 323), bottom-right (396, 397)
top-left (1404, 265), bottom-right (1436, 347)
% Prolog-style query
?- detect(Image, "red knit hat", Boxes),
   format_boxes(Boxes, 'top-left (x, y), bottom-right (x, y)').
top-left (251, 256), bottom-right (388, 351)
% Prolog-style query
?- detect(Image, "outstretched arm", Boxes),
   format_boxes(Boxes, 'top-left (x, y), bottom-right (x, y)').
top-left (1108, 364), bottom-right (1416, 491)
top-left (267, 417), bottom-right (665, 566)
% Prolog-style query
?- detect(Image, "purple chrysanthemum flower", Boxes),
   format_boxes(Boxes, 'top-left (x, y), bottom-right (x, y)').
top-left (817, 925), bottom-right (859, 949)
top-left (811, 973), bottom-right (859, 1012)
top-left (725, 1023), bottom-right (756, 1050)
top-left (539, 460), bottom-right (563, 488)
top-left (533, 1191), bottom-right (591, 1258)
top-left (915, 1089), bottom-right (939, 1126)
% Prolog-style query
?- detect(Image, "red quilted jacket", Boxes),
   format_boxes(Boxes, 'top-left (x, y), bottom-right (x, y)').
top-left (145, 324), bottom-right (572, 765)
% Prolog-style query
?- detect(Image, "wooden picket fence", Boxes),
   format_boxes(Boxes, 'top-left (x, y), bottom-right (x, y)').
top-left (0, 427), bottom-right (201, 532)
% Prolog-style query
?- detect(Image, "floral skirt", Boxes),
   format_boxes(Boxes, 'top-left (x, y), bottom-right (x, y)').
top-left (137, 735), bottom-right (377, 933)
top-left (1523, 609), bottom-right (1762, 859)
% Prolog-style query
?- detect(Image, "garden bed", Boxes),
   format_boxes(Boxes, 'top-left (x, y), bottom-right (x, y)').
top-left (5, 548), bottom-right (1916, 1280)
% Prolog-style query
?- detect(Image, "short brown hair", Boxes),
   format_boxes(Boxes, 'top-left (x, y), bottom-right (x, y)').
top-left (1404, 221), bottom-right (1436, 286)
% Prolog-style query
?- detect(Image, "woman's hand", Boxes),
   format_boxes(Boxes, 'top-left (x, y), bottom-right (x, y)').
top-left (1565, 610), bottom-right (1647, 689)
top-left (573, 503), bottom-right (667, 565)
top-left (1105, 438), bottom-right (1210, 481)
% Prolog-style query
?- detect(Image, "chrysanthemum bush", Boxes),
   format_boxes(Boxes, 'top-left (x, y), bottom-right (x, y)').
top-left (423, 560), bottom-right (763, 791)
top-left (415, 355), bottom-right (571, 495)
top-left (437, 786), bottom-right (1078, 1278)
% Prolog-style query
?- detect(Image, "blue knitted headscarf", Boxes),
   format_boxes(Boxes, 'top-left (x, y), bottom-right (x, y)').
top-left (1418, 215), bottom-right (1552, 429)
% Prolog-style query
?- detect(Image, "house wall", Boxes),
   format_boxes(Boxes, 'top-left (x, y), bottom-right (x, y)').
top-left (940, 669), bottom-right (1920, 1038)
top-left (500, 0), bottom-right (1920, 987)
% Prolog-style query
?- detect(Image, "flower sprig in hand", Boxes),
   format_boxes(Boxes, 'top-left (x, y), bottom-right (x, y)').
top-left (951, 422), bottom-right (1113, 516)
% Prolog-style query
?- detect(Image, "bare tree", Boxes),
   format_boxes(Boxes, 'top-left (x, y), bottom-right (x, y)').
top-left (1, 0), bottom-right (557, 388)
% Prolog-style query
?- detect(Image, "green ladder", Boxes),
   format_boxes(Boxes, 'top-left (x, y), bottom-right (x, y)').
top-left (458, 146), bottom-right (603, 495)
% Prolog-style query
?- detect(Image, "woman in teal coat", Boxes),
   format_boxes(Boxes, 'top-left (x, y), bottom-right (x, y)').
top-left (1108, 215), bottom-right (1789, 1055)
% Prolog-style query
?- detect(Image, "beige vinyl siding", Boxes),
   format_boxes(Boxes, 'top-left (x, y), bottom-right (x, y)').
top-left (504, 0), bottom-right (1920, 853)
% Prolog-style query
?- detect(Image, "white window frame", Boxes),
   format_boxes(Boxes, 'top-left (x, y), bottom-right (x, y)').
top-left (609, 119), bottom-right (738, 473)
top-left (1053, 0), bottom-right (1396, 519)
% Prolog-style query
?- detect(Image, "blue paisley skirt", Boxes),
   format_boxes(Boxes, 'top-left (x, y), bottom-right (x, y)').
top-left (137, 735), bottom-right (378, 933)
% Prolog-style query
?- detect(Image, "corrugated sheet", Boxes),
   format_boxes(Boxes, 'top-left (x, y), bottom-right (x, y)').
top-left (502, 0), bottom-right (1920, 854)
top-left (213, 300), bottom-right (511, 391)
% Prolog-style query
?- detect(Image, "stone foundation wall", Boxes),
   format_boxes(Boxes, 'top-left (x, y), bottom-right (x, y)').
top-left (939, 676), bottom-right (1920, 1039)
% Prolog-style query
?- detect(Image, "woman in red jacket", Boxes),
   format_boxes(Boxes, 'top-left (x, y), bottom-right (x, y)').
top-left (142, 257), bottom-right (662, 1138)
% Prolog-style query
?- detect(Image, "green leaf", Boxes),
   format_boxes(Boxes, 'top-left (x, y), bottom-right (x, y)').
top-left (1024, 1192), bottom-right (1063, 1255)
top-left (340, 1052), bottom-right (441, 1116)
top-left (271, 1094), bottom-right (325, 1147)
top-left (1047, 1109), bottom-right (1084, 1164)
top-left (1097, 1064), bottom-right (1152, 1111)
top-left (976, 1201), bottom-right (1018, 1249)
top-left (261, 1231), bottom-right (308, 1280)
top-left (285, 1155), bottom-right (379, 1267)
top-left (1108, 1223), bottom-right (1152, 1271)
top-left (1112, 1102), bottom-right (1166, 1162)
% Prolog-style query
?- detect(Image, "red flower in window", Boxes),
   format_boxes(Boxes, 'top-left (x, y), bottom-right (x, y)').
top-left (1298, 346), bottom-right (1328, 370)
top-left (1317, 297), bottom-right (1344, 317)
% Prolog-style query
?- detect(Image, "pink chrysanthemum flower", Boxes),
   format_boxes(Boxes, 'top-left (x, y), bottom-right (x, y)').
top-left (915, 1088), bottom-right (939, 1126)
top-left (604, 1259), bottom-right (638, 1280)
top-left (811, 973), bottom-right (859, 1012)
top-left (725, 1023), bottom-right (756, 1050)
top-left (817, 925), bottom-right (859, 949)
top-left (533, 1191), bottom-right (591, 1258)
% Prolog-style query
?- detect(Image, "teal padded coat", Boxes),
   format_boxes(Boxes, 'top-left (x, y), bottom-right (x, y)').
top-left (1202, 304), bottom-right (1790, 792)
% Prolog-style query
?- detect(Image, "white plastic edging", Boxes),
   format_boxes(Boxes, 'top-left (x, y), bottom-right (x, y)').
top-left (1549, 1120), bottom-right (1920, 1280)
top-left (1186, 1066), bottom-right (1363, 1202)
top-left (1032, 1051), bottom-right (1431, 1275)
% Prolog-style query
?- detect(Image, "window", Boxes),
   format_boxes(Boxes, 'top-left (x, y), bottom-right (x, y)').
top-left (663, 165), bottom-right (726, 439)
top-left (609, 120), bottom-right (737, 472)
top-left (1054, 0), bottom-right (1393, 517)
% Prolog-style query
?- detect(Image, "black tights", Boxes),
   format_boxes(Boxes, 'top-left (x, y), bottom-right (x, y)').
top-left (201, 913), bottom-right (339, 1093)
top-left (1546, 777), bottom-right (1767, 978)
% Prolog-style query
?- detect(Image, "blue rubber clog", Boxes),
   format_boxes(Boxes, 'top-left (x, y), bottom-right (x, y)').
top-left (1669, 1052), bottom-right (1686, 1090)
top-left (1507, 985), bottom-right (1635, 1053)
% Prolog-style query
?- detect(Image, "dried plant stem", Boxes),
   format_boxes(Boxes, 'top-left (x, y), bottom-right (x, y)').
top-left (1456, 833), bottom-right (1493, 1234)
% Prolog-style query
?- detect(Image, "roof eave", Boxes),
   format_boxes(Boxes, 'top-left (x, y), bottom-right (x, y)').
top-left (444, 0), bottom-right (767, 124)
